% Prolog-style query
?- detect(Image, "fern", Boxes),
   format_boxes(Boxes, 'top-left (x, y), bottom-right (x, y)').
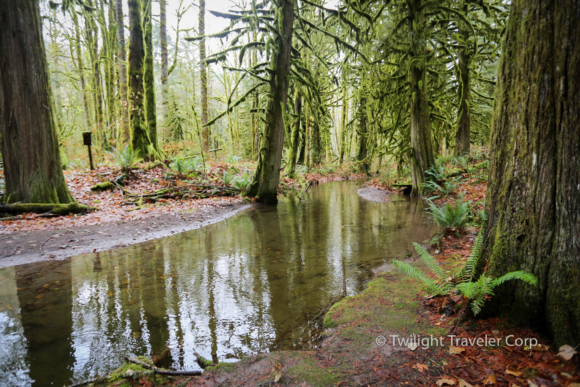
top-left (393, 233), bottom-right (538, 316)
top-left (492, 271), bottom-right (538, 287)
top-left (413, 242), bottom-right (446, 279)
top-left (427, 199), bottom-right (471, 231)
top-left (455, 233), bottom-right (483, 282)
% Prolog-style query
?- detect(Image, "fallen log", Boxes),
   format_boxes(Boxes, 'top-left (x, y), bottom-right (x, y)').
top-left (0, 202), bottom-right (94, 215)
top-left (90, 181), bottom-right (115, 191)
top-left (124, 356), bottom-right (202, 376)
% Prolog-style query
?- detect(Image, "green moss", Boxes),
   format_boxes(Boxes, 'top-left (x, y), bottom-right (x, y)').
top-left (286, 356), bottom-right (341, 386)
top-left (205, 361), bottom-right (237, 373)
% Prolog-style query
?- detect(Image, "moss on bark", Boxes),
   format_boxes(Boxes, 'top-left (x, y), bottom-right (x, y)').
top-left (482, 0), bottom-right (580, 347)
top-left (0, 0), bottom-right (75, 205)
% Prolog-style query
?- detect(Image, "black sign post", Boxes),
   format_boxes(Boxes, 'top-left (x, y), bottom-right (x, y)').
top-left (82, 131), bottom-right (95, 170)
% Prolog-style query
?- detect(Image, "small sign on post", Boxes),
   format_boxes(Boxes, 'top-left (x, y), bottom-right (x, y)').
top-left (82, 131), bottom-right (95, 170)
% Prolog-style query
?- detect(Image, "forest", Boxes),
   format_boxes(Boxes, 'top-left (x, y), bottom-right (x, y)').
top-left (0, 0), bottom-right (579, 386)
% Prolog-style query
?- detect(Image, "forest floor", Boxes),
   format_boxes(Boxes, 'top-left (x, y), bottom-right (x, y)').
top-left (0, 161), bottom-right (356, 267)
top-left (92, 158), bottom-right (579, 387)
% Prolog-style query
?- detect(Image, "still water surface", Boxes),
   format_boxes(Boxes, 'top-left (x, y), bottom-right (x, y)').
top-left (0, 181), bottom-right (434, 386)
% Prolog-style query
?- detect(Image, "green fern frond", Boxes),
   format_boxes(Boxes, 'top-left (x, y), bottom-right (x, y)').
top-left (492, 271), bottom-right (538, 287)
top-left (413, 242), bottom-right (446, 280)
top-left (455, 233), bottom-right (483, 282)
top-left (392, 260), bottom-right (451, 296)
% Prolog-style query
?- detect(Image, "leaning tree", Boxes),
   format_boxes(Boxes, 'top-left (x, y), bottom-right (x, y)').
top-left (482, 0), bottom-right (580, 347)
top-left (0, 0), bottom-right (75, 205)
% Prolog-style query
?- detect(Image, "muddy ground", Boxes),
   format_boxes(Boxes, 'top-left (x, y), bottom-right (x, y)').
top-left (357, 187), bottom-right (393, 202)
top-left (0, 201), bottom-right (251, 268)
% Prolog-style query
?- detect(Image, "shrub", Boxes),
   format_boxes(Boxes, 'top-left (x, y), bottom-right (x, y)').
top-left (427, 199), bottom-right (471, 231)
top-left (392, 234), bottom-right (537, 316)
top-left (108, 145), bottom-right (140, 174)
top-left (220, 171), bottom-right (232, 186)
top-left (231, 172), bottom-right (253, 194)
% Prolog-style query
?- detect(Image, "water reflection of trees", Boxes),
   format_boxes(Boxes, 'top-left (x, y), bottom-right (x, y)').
top-left (0, 182), bottom-right (433, 385)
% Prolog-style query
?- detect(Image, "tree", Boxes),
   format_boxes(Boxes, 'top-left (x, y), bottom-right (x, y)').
top-left (128, 0), bottom-right (151, 158)
top-left (143, 0), bottom-right (158, 154)
top-left (199, 0), bottom-right (210, 153)
top-left (247, 0), bottom-right (295, 203)
top-left (0, 0), bottom-right (74, 204)
top-left (116, 0), bottom-right (130, 142)
top-left (160, 0), bottom-right (169, 138)
top-left (482, 0), bottom-right (580, 347)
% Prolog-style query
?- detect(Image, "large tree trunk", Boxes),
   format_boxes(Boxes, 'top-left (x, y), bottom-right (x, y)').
top-left (71, 7), bottom-right (92, 133)
top-left (247, 0), bottom-right (295, 204)
top-left (409, 0), bottom-right (435, 195)
top-left (160, 0), bottom-right (169, 141)
top-left (143, 0), bottom-right (158, 155)
top-left (115, 0), bottom-right (130, 142)
top-left (0, 0), bottom-right (74, 204)
top-left (455, 1), bottom-right (471, 156)
top-left (356, 96), bottom-right (369, 174)
top-left (199, 0), bottom-right (209, 153)
top-left (286, 90), bottom-right (302, 178)
top-left (339, 84), bottom-right (348, 164)
top-left (86, 1), bottom-right (105, 149)
top-left (482, 0), bottom-right (580, 347)
top-left (128, 0), bottom-right (150, 158)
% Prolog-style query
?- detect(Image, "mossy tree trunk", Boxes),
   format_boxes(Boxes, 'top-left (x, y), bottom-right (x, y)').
top-left (86, 0), bottom-right (106, 149)
top-left (455, 0), bottom-right (471, 156)
top-left (128, 0), bottom-right (150, 158)
top-left (339, 84), bottom-right (348, 164)
top-left (247, 0), bottom-right (295, 204)
top-left (160, 0), bottom-right (169, 140)
top-left (356, 96), bottom-right (369, 174)
top-left (143, 0), bottom-right (158, 155)
top-left (71, 7), bottom-right (92, 133)
top-left (0, 0), bottom-right (74, 204)
top-left (286, 89), bottom-right (302, 178)
top-left (115, 0), bottom-right (130, 142)
top-left (199, 0), bottom-right (209, 153)
top-left (409, 0), bottom-right (435, 195)
top-left (482, 0), bottom-right (580, 347)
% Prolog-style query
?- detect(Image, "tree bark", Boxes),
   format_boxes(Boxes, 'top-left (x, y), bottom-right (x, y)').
top-left (128, 0), bottom-right (150, 158)
top-left (356, 96), bottom-right (369, 174)
top-left (115, 0), bottom-right (130, 142)
top-left (0, 0), bottom-right (74, 204)
top-left (143, 0), bottom-right (158, 155)
top-left (71, 7), bottom-right (92, 133)
top-left (286, 89), bottom-right (302, 178)
top-left (482, 0), bottom-right (580, 347)
top-left (247, 0), bottom-right (295, 204)
top-left (339, 84), bottom-right (348, 164)
top-left (199, 0), bottom-right (209, 153)
top-left (455, 0), bottom-right (471, 156)
top-left (409, 0), bottom-right (435, 195)
top-left (160, 0), bottom-right (169, 140)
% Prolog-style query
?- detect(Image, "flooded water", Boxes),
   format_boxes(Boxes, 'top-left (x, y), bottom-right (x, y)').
top-left (0, 181), bottom-right (434, 386)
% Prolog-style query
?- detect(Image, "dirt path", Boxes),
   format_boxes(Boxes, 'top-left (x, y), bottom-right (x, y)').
top-left (0, 201), bottom-right (252, 268)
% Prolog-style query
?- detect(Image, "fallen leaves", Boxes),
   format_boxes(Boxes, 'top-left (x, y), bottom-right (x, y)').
top-left (449, 346), bottom-right (466, 355)
top-left (458, 378), bottom-right (473, 387)
top-left (437, 378), bottom-right (456, 386)
top-left (558, 345), bottom-right (578, 361)
top-left (483, 373), bottom-right (497, 384)
top-left (413, 363), bottom-right (429, 373)
top-left (506, 366), bottom-right (522, 377)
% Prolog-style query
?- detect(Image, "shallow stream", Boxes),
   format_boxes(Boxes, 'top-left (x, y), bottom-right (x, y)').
top-left (0, 181), bottom-right (434, 386)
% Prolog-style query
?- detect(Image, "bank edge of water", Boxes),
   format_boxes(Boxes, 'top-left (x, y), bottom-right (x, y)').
top-left (0, 202), bottom-right (253, 268)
